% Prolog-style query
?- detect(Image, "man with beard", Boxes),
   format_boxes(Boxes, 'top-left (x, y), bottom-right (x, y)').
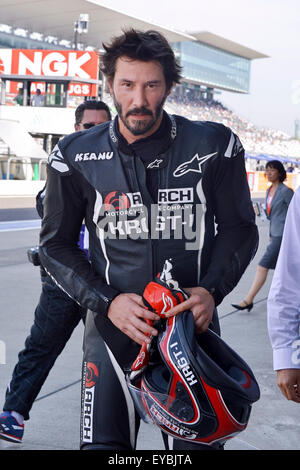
top-left (38, 29), bottom-right (258, 450)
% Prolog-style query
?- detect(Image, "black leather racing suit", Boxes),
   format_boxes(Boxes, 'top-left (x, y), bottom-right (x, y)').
top-left (39, 112), bottom-right (258, 450)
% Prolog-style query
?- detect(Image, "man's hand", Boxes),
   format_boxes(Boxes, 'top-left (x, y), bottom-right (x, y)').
top-left (107, 293), bottom-right (160, 345)
top-left (165, 287), bottom-right (215, 333)
top-left (277, 369), bottom-right (300, 403)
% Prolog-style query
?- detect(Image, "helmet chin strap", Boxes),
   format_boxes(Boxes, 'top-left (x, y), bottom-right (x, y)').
top-left (130, 259), bottom-right (187, 377)
top-left (130, 318), bottom-right (154, 377)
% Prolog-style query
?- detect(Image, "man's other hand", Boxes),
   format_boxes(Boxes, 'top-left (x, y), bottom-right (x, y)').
top-left (165, 286), bottom-right (215, 333)
top-left (107, 293), bottom-right (160, 345)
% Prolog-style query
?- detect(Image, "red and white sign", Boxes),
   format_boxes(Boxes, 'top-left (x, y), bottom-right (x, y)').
top-left (0, 49), bottom-right (99, 96)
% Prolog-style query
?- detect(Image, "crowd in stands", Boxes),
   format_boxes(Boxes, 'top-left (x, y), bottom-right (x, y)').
top-left (166, 90), bottom-right (300, 163)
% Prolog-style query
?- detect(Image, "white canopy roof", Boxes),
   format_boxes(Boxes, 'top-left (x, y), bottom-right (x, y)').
top-left (0, 0), bottom-right (267, 59)
top-left (0, 118), bottom-right (48, 159)
top-left (0, 0), bottom-right (194, 48)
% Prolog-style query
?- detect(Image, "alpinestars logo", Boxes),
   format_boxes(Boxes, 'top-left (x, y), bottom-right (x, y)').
top-left (135, 351), bottom-right (146, 368)
top-left (173, 152), bottom-right (217, 177)
top-left (161, 292), bottom-right (174, 316)
top-left (48, 144), bottom-right (70, 173)
top-left (147, 158), bottom-right (163, 169)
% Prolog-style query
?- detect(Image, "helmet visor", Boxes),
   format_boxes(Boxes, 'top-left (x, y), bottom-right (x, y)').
top-left (127, 381), bottom-right (196, 427)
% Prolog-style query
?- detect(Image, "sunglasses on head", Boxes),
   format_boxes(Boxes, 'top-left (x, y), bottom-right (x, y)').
top-left (81, 122), bottom-right (97, 129)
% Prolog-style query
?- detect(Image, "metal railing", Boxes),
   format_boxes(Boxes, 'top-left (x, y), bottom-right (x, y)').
top-left (0, 156), bottom-right (47, 180)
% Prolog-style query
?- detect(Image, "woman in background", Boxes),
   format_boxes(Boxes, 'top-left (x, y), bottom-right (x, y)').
top-left (232, 160), bottom-right (294, 312)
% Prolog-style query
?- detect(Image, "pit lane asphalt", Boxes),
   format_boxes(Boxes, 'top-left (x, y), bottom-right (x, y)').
top-left (0, 206), bottom-right (299, 451)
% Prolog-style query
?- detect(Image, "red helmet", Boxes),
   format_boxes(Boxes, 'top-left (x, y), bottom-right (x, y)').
top-left (127, 310), bottom-right (260, 446)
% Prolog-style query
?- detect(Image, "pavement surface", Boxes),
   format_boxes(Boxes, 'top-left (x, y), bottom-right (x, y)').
top-left (0, 199), bottom-right (299, 454)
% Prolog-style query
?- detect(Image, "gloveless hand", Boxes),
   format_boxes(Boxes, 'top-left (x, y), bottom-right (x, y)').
top-left (277, 369), bottom-right (300, 403)
top-left (165, 286), bottom-right (215, 333)
top-left (107, 293), bottom-right (160, 345)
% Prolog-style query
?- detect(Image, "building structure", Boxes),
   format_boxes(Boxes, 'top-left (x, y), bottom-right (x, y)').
top-left (0, 0), bottom-right (268, 188)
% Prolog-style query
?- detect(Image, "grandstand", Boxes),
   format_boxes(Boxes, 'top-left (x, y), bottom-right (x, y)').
top-left (0, 0), bottom-right (299, 192)
top-left (166, 89), bottom-right (300, 164)
top-left (103, 87), bottom-right (300, 169)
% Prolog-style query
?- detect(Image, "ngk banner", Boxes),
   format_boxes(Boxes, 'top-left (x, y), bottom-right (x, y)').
top-left (0, 49), bottom-right (99, 96)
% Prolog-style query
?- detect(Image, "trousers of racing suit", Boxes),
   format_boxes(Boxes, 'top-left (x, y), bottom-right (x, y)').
top-left (80, 308), bottom-right (223, 451)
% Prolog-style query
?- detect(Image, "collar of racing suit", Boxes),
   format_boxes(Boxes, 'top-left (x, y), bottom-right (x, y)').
top-left (111, 111), bottom-right (176, 162)
top-left (111, 111), bottom-right (176, 203)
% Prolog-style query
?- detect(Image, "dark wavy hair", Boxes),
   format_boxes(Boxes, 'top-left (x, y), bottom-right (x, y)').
top-left (75, 100), bottom-right (111, 125)
top-left (266, 160), bottom-right (287, 182)
top-left (101, 29), bottom-right (182, 92)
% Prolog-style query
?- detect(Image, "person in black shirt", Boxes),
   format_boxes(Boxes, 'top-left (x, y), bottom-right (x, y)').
top-left (0, 100), bottom-right (111, 444)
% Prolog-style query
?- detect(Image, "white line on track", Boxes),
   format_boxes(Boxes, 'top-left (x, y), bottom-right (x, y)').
top-left (0, 219), bottom-right (41, 232)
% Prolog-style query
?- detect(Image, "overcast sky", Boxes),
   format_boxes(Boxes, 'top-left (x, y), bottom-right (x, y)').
top-left (98, 0), bottom-right (300, 137)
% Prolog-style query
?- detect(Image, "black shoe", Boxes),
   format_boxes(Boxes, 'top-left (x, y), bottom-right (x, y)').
top-left (231, 301), bottom-right (253, 312)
